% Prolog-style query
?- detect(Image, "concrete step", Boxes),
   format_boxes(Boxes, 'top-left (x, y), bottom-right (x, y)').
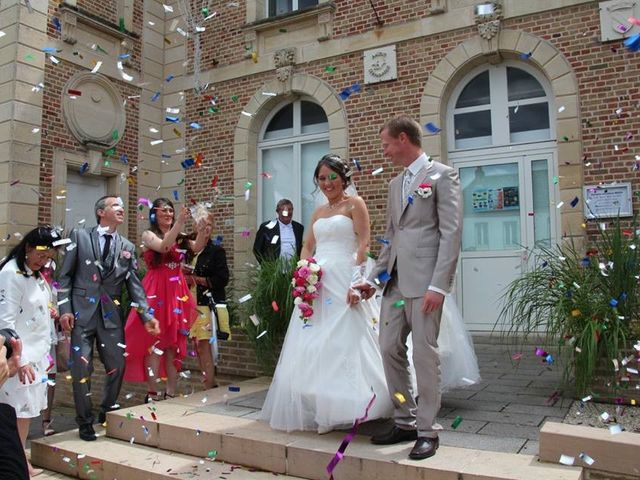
top-left (31, 377), bottom-right (582, 480)
top-left (31, 428), bottom-right (305, 480)
top-left (96, 401), bottom-right (581, 479)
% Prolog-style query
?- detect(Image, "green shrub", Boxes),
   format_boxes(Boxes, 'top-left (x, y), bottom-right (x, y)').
top-left (497, 217), bottom-right (638, 396)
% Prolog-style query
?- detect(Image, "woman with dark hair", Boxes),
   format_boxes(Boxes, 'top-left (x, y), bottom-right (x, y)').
top-left (260, 154), bottom-right (392, 433)
top-left (0, 226), bottom-right (59, 477)
top-left (124, 198), bottom-right (211, 401)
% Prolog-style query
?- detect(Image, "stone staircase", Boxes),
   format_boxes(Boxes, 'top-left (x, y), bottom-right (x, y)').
top-left (31, 377), bottom-right (584, 480)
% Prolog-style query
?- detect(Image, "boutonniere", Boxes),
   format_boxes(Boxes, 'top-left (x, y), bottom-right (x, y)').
top-left (415, 183), bottom-right (433, 199)
top-left (121, 250), bottom-right (132, 259)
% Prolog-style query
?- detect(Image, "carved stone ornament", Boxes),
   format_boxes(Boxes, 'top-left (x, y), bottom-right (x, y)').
top-left (62, 73), bottom-right (126, 151)
top-left (274, 48), bottom-right (296, 69)
top-left (274, 48), bottom-right (296, 93)
top-left (474, 2), bottom-right (503, 40)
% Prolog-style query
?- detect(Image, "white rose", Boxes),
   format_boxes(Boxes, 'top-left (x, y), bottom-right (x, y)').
top-left (291, 279), bottom-right (296, 287)
top-left (293, 296), bottom-right (303, 305)
top-left (308, 274), bottom-right (318, 285)
top-left (307, 285), bottom-right (317, 293)
top-left (298, 259), bottom-right (309, 267)
top-left (309, 263), bottom-right (321, 272)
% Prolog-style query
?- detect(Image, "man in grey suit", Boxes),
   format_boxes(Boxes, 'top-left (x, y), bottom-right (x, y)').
top-left (59, 195), bottom-right (160, 441)
top-left (357, 115), bottom-right (462, 460)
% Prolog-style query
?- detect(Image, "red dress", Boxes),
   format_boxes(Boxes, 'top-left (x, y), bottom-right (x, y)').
top-left (124, 245), bottom-right (197, 382)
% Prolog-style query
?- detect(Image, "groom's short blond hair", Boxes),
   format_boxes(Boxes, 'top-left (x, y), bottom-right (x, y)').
top-left (380, 115), bottom-right (422, 148)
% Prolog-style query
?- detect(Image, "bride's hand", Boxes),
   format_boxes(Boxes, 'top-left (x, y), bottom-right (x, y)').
top-left (346, 288), bottom-right (361, 307)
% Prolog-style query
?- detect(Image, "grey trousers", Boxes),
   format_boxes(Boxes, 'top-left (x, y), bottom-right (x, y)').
top-left (70, 311), bottom-right (125, 427)
top-left (379, 277), bottom-right (442, 438)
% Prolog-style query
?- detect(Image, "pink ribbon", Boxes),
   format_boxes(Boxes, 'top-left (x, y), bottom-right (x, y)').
top-left (326, 393), bottom-right (376, 479)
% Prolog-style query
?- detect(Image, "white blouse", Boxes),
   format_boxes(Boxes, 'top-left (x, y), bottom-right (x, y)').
top-left (0, 258), bottom-right (53, 367)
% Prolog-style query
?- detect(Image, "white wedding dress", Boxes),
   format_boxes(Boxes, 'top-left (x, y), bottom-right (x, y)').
top-left (260, 214), bottom-right (480, 433)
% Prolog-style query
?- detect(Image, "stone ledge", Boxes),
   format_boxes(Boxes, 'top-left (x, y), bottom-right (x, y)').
top-left (539, 422), bottom-right (640, 478)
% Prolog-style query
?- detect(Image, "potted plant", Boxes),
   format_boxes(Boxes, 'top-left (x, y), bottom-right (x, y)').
top-left (497, 217), bottom-right (640, 397)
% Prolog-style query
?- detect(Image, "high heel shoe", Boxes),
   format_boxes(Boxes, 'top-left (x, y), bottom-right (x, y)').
top-left (42, 419), bottom-right (55, 437)
top-left (144, 391), bottom-right (161, 404)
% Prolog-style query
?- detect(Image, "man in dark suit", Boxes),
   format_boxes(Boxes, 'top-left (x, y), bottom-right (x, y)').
top-left (253, 198), bottom-right (304, 263)
top-left (58, 195), bottom-right (160, 441)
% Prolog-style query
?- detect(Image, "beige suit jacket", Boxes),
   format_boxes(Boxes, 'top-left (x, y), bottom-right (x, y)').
top-left (369, 160), bottom-right (463, 298)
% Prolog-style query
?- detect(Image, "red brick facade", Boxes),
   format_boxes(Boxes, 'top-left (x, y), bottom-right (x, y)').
top-left (26, 1), bottom-right (640, 394)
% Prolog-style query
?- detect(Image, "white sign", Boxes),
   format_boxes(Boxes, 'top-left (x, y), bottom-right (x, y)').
top-left (583, 182), bottom-right (633, 219)
top-left (364, 45), bottom-right (397, 85)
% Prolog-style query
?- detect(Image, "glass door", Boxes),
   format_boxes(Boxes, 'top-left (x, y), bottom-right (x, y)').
top-left (454, 154), bottom-right (556, 330)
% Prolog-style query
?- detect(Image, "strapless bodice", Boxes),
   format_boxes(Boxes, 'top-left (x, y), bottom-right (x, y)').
top-left (313, 215), bottom-right (357, 259)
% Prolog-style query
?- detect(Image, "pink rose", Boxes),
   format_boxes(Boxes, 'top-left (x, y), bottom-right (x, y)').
top-left (121, 250), bottom-right (132, 259)
top-left (297, 266), bottom-right (311, 279)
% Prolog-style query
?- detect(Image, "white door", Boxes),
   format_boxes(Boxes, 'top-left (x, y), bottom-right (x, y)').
top-left (65, 171), bottom-right (107, 230)
top-left (453, 152), bottom-right (557, 331)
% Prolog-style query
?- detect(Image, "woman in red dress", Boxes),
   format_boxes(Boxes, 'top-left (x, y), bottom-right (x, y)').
top-left (124, 198), bottom-right (210, 401)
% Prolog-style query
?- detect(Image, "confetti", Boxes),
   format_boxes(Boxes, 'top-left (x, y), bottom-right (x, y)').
top-left (559, 454), bottom-right (575, 466)
top-left (371, 167), bottom-right (384, 175)
top-left (393, 392), bottom-right (406, 404)
top-left (424, 122), bottom-right (441, 134)
top-left (579, 452), bottom-right (595, 466)
top-left (451, 415), bottom-right (463, 429)
top-left (238, 294), bottom-right (252, 303)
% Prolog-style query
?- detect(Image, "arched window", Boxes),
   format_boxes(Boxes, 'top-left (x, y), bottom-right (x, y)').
top-left (448, 62), bottom-right (553, 150)
top-left (258, 99), bottom-right (329, 227)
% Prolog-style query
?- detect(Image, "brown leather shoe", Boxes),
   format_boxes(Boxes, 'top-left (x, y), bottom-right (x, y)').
top-left (408, 436), bottom-right (439, 460)
top-left (371, 425), bottom-right (418, 445)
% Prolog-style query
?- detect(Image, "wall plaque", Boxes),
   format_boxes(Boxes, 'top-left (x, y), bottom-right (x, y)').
top-left (364, 45), bottom-right (397, 85)
top-left (583, 182), bottom-right (633, 219)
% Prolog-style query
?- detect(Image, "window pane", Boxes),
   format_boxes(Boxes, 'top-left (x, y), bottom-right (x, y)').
top-left (261, 146), bottom-right (294, 224)
top-left (301, 141), bottom-right (329, 226)
top-left (456, 71), bottom-right (490, 108)
top-left (532, 159), bottom-right (551, 247)
top-left (507, 67), bottom-right (545, 101)
top-left (269, 0), bottom-right (292, 16)
top-left (459, 163), bottom-right (520, 252)
top-left (299, 0), bottom-right (318, 9)
top-left (301, 101), bottom-right (328, 135)
top-left (509, 103), bottom-right (550, 142)
top-left (454, 110), bottom-right (492, 149)
top-left (264, 103), bottom-right (293, 140)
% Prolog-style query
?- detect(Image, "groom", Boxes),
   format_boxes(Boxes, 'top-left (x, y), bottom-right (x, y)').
top-left (357, 115), bottom-right (462, 460)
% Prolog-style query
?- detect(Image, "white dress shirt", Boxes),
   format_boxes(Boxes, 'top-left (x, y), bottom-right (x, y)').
top-left (278, 220), bottom-right (296, 259)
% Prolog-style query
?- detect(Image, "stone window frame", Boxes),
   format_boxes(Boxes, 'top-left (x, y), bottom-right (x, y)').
top-left (421, 29), bottom-right (583, 239)
top-left (232, 73), bottom-right (347, 270)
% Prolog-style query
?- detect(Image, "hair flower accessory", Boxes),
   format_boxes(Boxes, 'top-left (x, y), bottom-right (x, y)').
top-left (415, 183), bottom-right (433, 199)
top-left (291, 257), bottom-right (323, 324)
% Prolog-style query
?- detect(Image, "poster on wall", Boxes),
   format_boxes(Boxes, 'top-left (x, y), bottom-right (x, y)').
top-left (472, 186), bottom-right (519, 212)
top-left (583, 182), bottom-right (633, 219)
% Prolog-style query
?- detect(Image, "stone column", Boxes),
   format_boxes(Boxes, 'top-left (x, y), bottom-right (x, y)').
top-left (0, 0), bottom-right (47, 252)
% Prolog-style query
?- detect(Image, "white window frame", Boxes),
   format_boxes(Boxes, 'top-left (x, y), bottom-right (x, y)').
top-left (447, 60), bottom-right (555, 152)
top-left (257, 98), bottom-right (329, 226)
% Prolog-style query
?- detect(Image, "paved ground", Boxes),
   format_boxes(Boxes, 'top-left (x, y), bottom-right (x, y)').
top-left (29, 334), bottom-right (581, 455)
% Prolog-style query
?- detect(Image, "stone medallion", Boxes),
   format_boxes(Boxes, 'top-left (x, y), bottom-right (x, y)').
top-left (62, 73), bottom-right (126, 149)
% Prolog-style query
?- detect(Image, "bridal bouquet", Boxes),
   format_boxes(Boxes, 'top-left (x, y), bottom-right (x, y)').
top-left (291, 257), bottom-right (323, 323)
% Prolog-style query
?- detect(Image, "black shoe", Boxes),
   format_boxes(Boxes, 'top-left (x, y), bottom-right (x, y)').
top-left (371, 425), bottom-right (418, 445)
top-left (79, 424), bottom-right (97, 441)
top-left (408, 437), bottom-right (439, 460)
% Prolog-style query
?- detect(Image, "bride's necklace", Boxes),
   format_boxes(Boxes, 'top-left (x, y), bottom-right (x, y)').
top-left (327, 196), bottom-right (348, 210)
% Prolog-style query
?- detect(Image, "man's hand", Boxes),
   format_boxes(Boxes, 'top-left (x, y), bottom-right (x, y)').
top-left (144, 318), bottom-right (161, 336)
top-left (0, 338), bottom-right (9, 387)
top-left (7, 338), bottom-right (22, 377)
top-left (421, 290), bottom-right (444, 314)
top-left (352, 282), bottom-right (376, 300)
top-left (60, 312), bottom-right (75, 331)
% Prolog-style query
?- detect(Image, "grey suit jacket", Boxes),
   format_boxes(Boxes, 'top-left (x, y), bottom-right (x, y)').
top-left (368, 160), bottom-right (463, 298)
top-left (57, 226), bottom-right (152, 329)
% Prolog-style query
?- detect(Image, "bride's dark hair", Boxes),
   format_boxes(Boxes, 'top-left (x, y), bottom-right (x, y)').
top-left (313, 154), bottom-right (352, 190)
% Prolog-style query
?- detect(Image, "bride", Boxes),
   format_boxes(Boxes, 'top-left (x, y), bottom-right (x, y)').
top-left (260, 154), bottom-right (479, 433)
